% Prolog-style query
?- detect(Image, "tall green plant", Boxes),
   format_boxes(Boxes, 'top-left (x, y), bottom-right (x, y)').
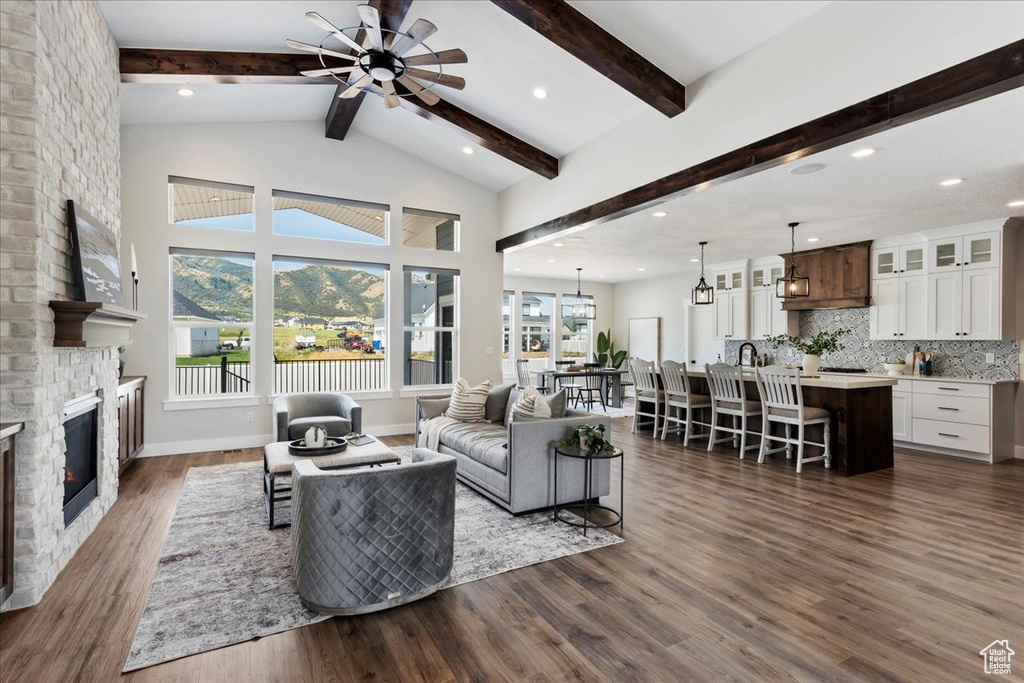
top-left (593, 329), bottom-right (627, 368)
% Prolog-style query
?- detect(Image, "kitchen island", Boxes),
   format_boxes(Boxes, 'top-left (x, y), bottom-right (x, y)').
top-left (682, 367), bottom-right (897, 476)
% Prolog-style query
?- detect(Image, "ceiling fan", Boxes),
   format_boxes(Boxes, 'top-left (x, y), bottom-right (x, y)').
top-left (286, 5), bottom-right (468, 108)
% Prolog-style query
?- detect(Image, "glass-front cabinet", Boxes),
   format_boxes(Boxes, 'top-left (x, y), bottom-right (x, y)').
top-left (928, 231), bottom-right (999, 272)
top-left (874, 243), bottom-right (926, 278)
top-left (750, 263), bottom-right (783, 289)
top-left (712, 266), bottom-right (746, 292)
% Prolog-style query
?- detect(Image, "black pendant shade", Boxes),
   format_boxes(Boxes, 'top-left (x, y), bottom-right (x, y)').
top-left (692, 241), bottom-right (714, 305)
top-left (776, 222), bottom-right (810, 298)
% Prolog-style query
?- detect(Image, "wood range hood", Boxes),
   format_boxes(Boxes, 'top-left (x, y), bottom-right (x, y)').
top-left (780, 241), bottom-right (872, 310)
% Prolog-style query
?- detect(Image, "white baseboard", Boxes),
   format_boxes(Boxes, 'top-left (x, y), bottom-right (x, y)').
top-left (139, 423), bottom-right (416, 458)
top-left (1016, 445), bottom-right (1024, 459)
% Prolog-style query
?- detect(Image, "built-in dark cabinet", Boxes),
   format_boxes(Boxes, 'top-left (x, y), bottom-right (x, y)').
top-left (117, 376), bottom-right (145, 475)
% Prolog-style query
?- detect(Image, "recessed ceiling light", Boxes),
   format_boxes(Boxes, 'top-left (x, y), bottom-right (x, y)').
top-left (850, 148), bottom-right (875, 158)
top-left (462, 146), bottom-right (474, 155)
top-left (790, 163), bottom-right (827, 175)
top-left (546, 259), bottom-right (555, 263)
top-left (1007, 200), bottom-right (1024, 207)
top-left (553, 242), bottom-right (564, 247)
top-left (652, 211), bottom-right (668, 217)
top-left (939, 178), bottom-right (963, 186)
top-left (533, 87), bottom-right (548, 99)
top-left (177, 87), bottom-right (195, 97)
top-left (807, 237), bottom-right (820, 242)
top-left (638, 267), bottom-right (646, 272)
top-left (210, 196), bottom-right (221, 202)
top-left (689, 258), bottom-right (699, 262)
top-left (598, 275), bottom-right (605, 278)
top-left (513, 268), bottom-right (521, 271)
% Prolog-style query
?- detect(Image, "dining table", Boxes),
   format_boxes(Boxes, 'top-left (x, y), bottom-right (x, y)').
top-left (536, 367), bottom-right (631, 408)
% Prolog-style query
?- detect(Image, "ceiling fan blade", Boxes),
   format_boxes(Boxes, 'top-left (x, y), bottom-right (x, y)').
top-left (381, 80), bottom-right (401, 109)
top-left (285, 39), bottom-right (358, 62)
top-left (305, 11), bottom-right (365, 54)
top-left (339, 73), bottom-right (373, 98)
top-left (300, 65), bottom-right (361, 77)
top-left (397, 75), bottom-right (440, 105)
top-left (357, 4), bottom-right (384, 51)
top-left (404, 67), bottom-right (466, 90)
top-left (390, 18), bottom-right (438, 57)
top-left (401, 48), bottom-right (468, 67)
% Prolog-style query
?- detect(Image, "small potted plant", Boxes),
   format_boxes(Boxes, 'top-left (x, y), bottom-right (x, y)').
top-left (557, 424), bottom-right (615, 455)
top-left (764, 328), bottom-right (851, 377)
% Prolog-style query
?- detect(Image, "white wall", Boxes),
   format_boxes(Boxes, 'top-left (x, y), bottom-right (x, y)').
top-left (497, 1), bottom-right (1023, 240)
top-left (611, 269), bottom-right (720, 366)
top-left (120, 121), bottom-right (502, 455)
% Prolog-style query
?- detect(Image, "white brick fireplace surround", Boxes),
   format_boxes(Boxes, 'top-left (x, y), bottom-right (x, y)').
top-left (0, 0), bottom-right (122, 610)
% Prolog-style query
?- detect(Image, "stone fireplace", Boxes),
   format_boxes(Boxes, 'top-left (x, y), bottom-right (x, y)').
top-left (0, 0), bottom-right (122, 610)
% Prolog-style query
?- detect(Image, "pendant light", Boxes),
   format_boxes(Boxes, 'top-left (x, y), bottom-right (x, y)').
top-left (776, 222), bottom-right (810, 298)
top-left (691, 241), bottom-right (714, 305)
top-left (562, 267), bottom-right (597, 320)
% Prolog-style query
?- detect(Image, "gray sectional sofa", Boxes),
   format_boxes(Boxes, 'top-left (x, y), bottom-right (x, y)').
top-left (414, 386), bottom-right (611, 514)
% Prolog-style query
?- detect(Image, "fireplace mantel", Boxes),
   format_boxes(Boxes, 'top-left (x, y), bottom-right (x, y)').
top-left (48, 301), bottom-right (146, 348)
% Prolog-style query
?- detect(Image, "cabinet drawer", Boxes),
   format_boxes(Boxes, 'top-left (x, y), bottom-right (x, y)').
top-left (912, 419), bottom-right (989, 454)
top-left (912, 393), bottom-right (989, 425)
top-left (895, 379), bottom-right (914, 392)
top-left (912, 381), bottom-right (990, 398)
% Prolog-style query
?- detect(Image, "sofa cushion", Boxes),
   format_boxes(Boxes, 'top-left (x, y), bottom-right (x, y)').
top-left (544, 389), bottom-right (567, 419)
top-left (511, 386), bottom-right (552, 420)
top-left (444, 378), bottom-right (492, 422)
top-left (437, 421), bottom-right (508, 474)
top-left (288, 415), bottom-right (353, 440)
top-left (485, 384), bottom-right (515, 424)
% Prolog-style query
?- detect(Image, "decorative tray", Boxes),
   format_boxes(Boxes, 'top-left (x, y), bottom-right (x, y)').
top-left (288, 437), bottom-right (348, 456)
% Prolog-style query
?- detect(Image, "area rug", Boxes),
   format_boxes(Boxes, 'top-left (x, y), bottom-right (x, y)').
top-left (124, 447), bottom-right (622, 672)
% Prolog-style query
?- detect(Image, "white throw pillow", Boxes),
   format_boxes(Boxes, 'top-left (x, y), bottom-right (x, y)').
top-left (510, 386), bottom-right (552, 420)
top-left (444, 378), bottom-right (492, 423)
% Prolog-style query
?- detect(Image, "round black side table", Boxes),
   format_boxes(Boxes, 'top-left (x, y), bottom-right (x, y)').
top-left (553, 443), bottom-right (624, 537)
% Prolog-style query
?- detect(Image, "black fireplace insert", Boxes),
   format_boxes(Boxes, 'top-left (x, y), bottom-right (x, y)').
top-left (63, 397), bottom-right (99, 527)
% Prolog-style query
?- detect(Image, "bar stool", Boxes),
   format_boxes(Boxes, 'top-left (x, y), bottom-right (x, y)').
top-left (754, 365), bottom-right (832, 473)
top-left (659, 360), bottom-right (712, 446)
top-left (704, 363), bottom-right (762, 457)
top-left (628, 358), bottom-right (662, 434)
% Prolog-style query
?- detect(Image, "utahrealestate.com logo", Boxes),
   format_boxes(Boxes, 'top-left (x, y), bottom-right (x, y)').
top-left (980, 640), bottom-right (1014, 675)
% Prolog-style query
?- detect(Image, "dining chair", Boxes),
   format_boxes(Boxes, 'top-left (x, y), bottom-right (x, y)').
top-left (574, 371), bottom-right (607, 412)
top-left (554, 360), bottom-right (581, 397)
top-left (753, 365), bottom-right (832, 473)
top-left (628, 358), bottom-right (662, 435)
top-left (704, 363), bottom-right (762, 457)
top-left (659, 360), bottom-right (712, 446)
top-left (515, 359), bottom-right (549, 393)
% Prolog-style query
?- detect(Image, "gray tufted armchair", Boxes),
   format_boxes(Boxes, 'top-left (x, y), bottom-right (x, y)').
top-left (291, 449), bottom-right (456, 615)
top-left (273, 392), bottom-right (362, 442)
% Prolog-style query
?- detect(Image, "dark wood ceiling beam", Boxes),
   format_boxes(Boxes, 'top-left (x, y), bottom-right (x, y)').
top-left (119, 48), bottom-right (327, 84)
top-left (496, 40), bottom-right (1024, 252)
top-left (491, 0), bottom-right (687, 117)
top-left (325, 0), bottom-right (413, 140)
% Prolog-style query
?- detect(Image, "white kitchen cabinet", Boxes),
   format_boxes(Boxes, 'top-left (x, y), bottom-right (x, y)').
top-left (714, 291), bottom-right (748, 340)
top-left (900, 245), bottom-right (926, 275)
top-left (768, 292), bottom-right (794, 336)
top-left (750, 288), bottom-right (770, 340)
top-left (870, 279), bottom-right (900, 339)
top-left (874, 244), bottom-right (926, 280)
top-left (928, 231), bottom-right (1000, 272)
top-left (892, 389), bottom-right (912, 442)
top-left (870, 274), bottom-right (926, 340)
top-left (961, 267), bottom-right (999, 339)
top-left (926, 271), bottom-right (962, 340)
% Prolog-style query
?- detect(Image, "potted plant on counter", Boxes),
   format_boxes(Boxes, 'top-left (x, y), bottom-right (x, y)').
top-left (764, 328), bottom-right (851, 376)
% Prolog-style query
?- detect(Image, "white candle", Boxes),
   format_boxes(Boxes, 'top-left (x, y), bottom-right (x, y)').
top-left (130, 243), bottom-right (137, 276)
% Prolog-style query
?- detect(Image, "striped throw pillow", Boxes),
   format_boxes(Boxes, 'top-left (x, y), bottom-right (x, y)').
top-left (510, 386), bottom-right (552, 420)
top-left (444, 378), bottom-right (492, 422)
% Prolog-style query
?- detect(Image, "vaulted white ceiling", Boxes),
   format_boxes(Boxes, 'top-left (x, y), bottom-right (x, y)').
top-left (103, 0), bottom-right (829, 192)
top-left (504, 88), bottom-right (1024, 282)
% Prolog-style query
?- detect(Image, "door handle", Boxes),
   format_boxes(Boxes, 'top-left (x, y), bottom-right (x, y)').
top-left (937, 387), bottom-right (959, 391)
top-left (938, 433), bottom-right (959, 438)
top-left (937, 407), bottom-right (959, 411)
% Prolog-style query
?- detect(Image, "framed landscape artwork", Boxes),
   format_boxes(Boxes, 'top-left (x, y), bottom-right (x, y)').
top-left (66, 199), bottom-right (124, 306)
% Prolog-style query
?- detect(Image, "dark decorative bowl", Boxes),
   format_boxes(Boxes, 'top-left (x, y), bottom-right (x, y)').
top-left (288, 437), bottom-right (348, 456)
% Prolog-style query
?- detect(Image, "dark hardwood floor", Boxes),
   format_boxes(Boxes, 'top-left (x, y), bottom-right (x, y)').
top-left (2, 419), bottom-right (1022, 682)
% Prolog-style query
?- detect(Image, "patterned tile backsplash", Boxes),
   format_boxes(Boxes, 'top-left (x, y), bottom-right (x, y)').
top-left (724, 308), bottom-right (1019, 380)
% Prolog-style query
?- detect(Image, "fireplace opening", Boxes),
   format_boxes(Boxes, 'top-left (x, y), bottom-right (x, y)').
top-left (63, 393), bottom-right (101, 527)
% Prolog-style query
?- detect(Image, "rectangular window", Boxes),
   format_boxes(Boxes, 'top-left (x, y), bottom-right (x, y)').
top-left (521, 292), bottom-right (553, 371)
top-left (402, 208), bottom-right (459, 252)
top-left (171, 250), bottom-right (254, 397)
top-left (272, 256), bottom-right (388, 394)
top-left (502, 290), bottom-right (514, 377)
top-left (561, 294), bottom-right (593, 361)
top-left (169, 176), bottom-right (254, 232)
top-left (404, 267), bottom-right (458, 386)
top-left (272, 190), bottom-right (387, 245)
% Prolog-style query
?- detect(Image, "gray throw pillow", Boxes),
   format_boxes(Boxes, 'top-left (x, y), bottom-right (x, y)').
top-left (543, 389), bottom-right (567, 418)
top-left (504, 387), bottom-right (521, 425)
top-left (485, 384), bottom-right (515, 424)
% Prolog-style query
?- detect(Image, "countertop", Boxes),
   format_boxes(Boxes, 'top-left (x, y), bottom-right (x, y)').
top-left (834, 371), bottom-right (1018, 386)
top-left (0, 422), bottom-right (25, 440)
top-left (685, 367), bottom-right (898, 390)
